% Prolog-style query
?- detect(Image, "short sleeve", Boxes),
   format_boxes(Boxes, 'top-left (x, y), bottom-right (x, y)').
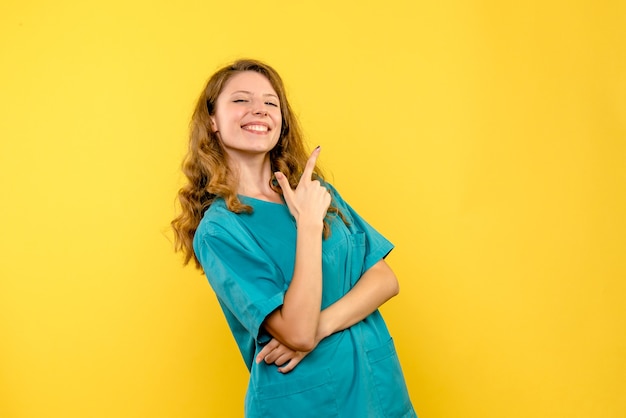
top-left (193, 222), bottom-right (285, 347)
top-left (327, 184), bottom-right (394, 273)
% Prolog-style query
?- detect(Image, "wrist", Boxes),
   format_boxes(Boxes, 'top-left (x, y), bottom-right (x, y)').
top-left (316, 310), bottom-right (334, 342)
top-left (296, 217), bottom-right (324, 232)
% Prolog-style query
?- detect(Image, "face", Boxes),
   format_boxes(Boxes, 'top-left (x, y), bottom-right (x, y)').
top-left (210, 71), bottom-right (282, 161)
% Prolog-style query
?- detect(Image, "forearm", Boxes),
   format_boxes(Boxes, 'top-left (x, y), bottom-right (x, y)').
top-left (263, 221), bottom-right (323, 351)
top-left (317, 259), bottom-right (399, 340)
top-left (258, 259), bottom-right (399, 373)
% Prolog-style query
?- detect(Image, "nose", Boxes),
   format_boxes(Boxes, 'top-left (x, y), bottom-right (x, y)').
top-left (251, 98), bottom-right (268, 116)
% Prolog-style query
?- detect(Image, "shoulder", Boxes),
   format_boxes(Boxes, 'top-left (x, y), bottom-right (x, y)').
top-left (195, 199), bottom-right (241, 241)
top-left (323, 181), bottom-right (344, 202)
top-left (324, 182), bottom-right (351, 214)
top-left (192, 200), bottom-right (258, 264)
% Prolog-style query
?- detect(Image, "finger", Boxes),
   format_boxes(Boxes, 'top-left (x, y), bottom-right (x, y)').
top-left (300, 146), bottom-right (321, 182)
top-left (256, 339), bottom-right (279, 364)
top-left (278, 355), bottom-right (302, 374)
top-left (256, 347), bottom-right (270, 364)
top-left (273, 171), bottom-right (295, 201)
top-left (274, 171), bottom-right (296, 207)
top-left (274, 351), bottom-right (297, 366)
top-left (265, 346), bottom-right (287, 364)
top-left (265, 351), bottom-right (278, 364)
top-left (273, 354), bottom-right (287, 366)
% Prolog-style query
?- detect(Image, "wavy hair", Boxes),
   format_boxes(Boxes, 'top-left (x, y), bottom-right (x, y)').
top-left (172, 59), bottom-right (344, 269)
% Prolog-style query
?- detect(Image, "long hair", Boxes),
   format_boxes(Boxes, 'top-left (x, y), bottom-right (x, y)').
top-left (172, 59), bottom-right (343, 269)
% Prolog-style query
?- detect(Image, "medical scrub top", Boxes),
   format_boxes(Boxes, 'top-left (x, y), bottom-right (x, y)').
top-left (193, 184), bottom-right (416, 418)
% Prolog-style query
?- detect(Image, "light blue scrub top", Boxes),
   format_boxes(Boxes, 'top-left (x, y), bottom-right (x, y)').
top-left (193, 184), bottom-right (416, 418)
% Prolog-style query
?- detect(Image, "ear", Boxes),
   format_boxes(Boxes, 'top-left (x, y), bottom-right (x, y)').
top-left (210, 116), bottom-right (218, 132)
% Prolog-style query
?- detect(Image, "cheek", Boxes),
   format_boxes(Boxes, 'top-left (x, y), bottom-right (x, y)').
top-left (213, 107), bottom-right (241, 131)
top-left (274, 112), bottom-right (283, 131)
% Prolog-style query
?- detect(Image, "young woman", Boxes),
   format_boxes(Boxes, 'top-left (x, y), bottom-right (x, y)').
top-left (172, 59), bottom-right (417, 417)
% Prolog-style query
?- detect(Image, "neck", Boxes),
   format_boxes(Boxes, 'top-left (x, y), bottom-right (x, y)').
top-left (229, 154), bottom-right (281, 202)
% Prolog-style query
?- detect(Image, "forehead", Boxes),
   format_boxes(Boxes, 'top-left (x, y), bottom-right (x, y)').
top-left (220, 71), bottom-right (277, 96)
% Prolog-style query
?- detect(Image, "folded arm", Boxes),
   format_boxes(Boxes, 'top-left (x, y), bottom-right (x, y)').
top-left (258, 258), bottom-right (399, 372)
top-left (318, 258), bottom-right (399, 339)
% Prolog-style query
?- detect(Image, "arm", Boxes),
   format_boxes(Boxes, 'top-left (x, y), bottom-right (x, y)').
top-left (257, 258), bottom-right (399, 372)
top-left (318, 258), bottom-right (399, 339)
top-left (261, 147), bottom-right (331, 352)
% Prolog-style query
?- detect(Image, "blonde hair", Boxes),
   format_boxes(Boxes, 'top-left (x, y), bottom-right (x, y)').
top-left (172, 59), bottom-right (343, 268)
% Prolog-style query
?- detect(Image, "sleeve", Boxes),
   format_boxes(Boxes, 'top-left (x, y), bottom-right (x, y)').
top-left (194, 222), bottom-right (285, 345)
top-left (327, 183), bottom-right (395, 274)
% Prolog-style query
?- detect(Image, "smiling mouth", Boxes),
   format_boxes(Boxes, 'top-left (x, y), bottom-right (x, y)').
top-left (242, 124), bottom-right (270, 133)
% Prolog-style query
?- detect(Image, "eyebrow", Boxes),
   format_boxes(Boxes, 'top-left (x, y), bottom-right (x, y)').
top-left (230, 90), bottom-right (279, 99)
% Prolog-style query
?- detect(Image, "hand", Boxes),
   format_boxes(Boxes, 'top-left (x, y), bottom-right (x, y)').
top-left (255, 338), bottom-right (311, 373)
top-left (274, 147), bottom-right (331, 227)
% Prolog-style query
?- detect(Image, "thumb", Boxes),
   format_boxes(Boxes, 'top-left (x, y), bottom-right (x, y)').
top-left (274, 172), bottom-right (294, 200)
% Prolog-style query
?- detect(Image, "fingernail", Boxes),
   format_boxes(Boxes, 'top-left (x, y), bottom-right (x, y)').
top-left (315, 145), bottom-right (320, 150)
top-left (274, 172), bottom-right (283, 179)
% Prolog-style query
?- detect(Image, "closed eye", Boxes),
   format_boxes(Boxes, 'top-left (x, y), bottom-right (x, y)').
top-left (265, 101), bottom-right (279, 107)
top-left (233, 99), bottom-right (248, 103)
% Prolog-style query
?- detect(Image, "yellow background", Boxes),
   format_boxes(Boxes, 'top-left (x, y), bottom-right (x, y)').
top-left (1, 1), bottom-right (625, 417)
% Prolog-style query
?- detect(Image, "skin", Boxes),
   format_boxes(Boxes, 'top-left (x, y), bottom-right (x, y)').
top-left (211, 70), bottom-right (400, 373)
top-left (210, 71), bottom-right (284, 203)
top-left (263, 149), bottom-right (331, 352)
top-left (257, 259), bottom-right (399, 373)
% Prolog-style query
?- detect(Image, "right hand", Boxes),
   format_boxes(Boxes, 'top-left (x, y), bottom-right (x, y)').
top-left (255, 338), bottom-right (311, 373)
top-left (274, 146), bottom-right (331, 227)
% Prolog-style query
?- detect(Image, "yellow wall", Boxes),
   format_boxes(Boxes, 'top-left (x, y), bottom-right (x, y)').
top-left (1, 1), bottom-right (625, 417)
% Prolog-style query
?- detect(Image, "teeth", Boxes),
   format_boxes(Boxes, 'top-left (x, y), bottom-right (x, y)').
top-left (243, 125), bottom-right (268, 132)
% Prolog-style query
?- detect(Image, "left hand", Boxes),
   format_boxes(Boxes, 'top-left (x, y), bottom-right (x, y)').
top-left (274, 146), bottom-right (331, 227)
top-left (255, 338), bottom-right (310, 373)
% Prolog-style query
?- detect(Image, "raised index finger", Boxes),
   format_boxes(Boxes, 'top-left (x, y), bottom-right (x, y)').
top-left (300, 146), bottom-right (321, 182)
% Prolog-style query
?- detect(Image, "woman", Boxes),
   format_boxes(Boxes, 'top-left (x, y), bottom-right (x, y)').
top-left (172, 59), bottom-right (416, 417)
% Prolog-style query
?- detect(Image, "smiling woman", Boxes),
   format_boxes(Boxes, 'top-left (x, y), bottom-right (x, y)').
top-left (209, 72), bottom-right (283, 161)
top-left (171, 59), bottom-right (416, 417)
